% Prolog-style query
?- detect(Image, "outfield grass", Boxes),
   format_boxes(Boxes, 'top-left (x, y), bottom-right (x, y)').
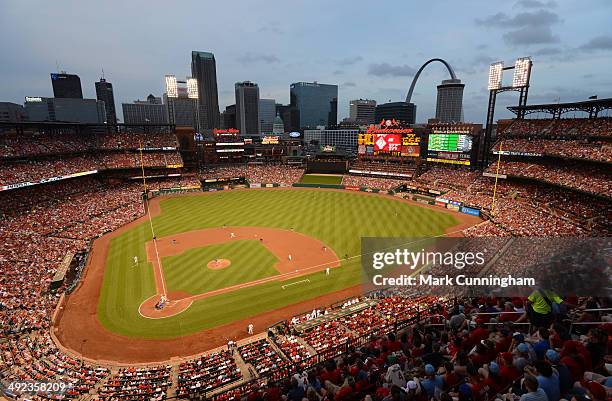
top-left (299, 174), bottom-right (344, 185)
top-left (97, 189), bottom-right (458, 339)
top-left (162, 240), bottom-right (279, 295)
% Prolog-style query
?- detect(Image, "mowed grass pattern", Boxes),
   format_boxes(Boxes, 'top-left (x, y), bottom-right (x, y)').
top-left (299, 174), bottom-right (343, 185)
top-left (97, 189), bottom-right (458, 339)
top-left (162, 240), bottom-right (279, 295)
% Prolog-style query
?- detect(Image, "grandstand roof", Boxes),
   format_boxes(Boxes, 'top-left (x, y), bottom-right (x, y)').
top-left (507, 97), bottom-right (612, 118)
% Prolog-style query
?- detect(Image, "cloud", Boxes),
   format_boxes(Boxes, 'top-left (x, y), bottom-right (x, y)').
top-left (257, 23), bottom-right (284, 35)
top-left (475, 12), bottom-right (508, 27)
top-left (368, 63), bottom-right (416, 77)
top-left (337, 56), bottom-right (363, 66)
top-left (476, 9), bottom-right (559, 27)
top-left (579, 35), bottom-right (612, 51)
top-left (237, 53), bottom-right (280, 64)
top-left (503, 25), bottom-right (559, 45)
top-left (332, 70), bottom-right (344, 75)
top-left (473, 54), bottom-right (497, 65)
top-left (514, 0), bottom-right (557, 9)
top-left (457, 54), bottom-right (497, 75)
top-left (476, 9), bottom-right (560, 46)
top-left (532, 47), bottom-right (563, 56)
top-left (342, 82), bottom-right (356, 87)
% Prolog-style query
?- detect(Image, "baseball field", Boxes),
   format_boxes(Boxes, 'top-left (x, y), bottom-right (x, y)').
top-left (56, 188), bottom-right (480, 362)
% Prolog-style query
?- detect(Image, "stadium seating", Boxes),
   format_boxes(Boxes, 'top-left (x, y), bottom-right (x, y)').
top-left (177, 350), bottom-right (242, 398)
top-left (483, 160), bottom-right (610, 198)
top-left (200, 164), bottom-right (304, 186)
top-left (341, 175), bottom-right (406, 190)
top-left (498, 117), bottom-right (612, 138)
top-left (0, 118), bottom-right (611, 401)
top-left (492, 138), bottom-right (612, 163)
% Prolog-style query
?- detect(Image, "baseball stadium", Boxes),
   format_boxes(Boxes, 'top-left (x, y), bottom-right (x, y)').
top-left (1, 19), bottom-right (612, 401)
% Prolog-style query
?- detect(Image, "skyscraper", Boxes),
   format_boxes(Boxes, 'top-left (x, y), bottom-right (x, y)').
top-left (235, 81), bottom-right (260, 136)
top-left (191, 51), bottom-right (220, 130)
top-left (258, 99), bottom-right (276, 135)
top-left (51, 73), bottom-right (83, 98)
top-left (349, 99), bottom-right (376, 125)
top-left (289, 82), bottom-right (338, 129)
top-left (95, 78), bottom-right (117, 124)
top-left (435, 79), bottom-right (464, 122)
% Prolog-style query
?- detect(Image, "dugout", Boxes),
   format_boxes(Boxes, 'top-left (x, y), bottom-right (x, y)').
top-left (51, 252), bottom-right (74, 290)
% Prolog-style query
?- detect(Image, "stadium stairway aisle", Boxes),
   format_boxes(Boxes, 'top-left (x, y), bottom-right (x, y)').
top-left (167, 365), bottom-right (179, 398)
top-left (234, 347), bottom-right (255, 381)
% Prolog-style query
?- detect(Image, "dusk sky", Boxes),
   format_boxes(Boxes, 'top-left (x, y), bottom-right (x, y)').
top-left (1, 0), bottom-right (611, 123)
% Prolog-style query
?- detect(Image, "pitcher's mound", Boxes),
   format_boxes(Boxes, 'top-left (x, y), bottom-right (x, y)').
top-left (207, 259), bottom-right (231, 270)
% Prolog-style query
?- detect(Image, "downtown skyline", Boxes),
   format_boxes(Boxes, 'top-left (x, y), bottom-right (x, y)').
top-left (1, 0), bottom-right (612, 124)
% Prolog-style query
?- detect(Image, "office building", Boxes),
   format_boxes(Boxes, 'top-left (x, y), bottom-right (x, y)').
top-left (328, 97), bottom-right (338, 128)
top-left (164, 90), bottom-right (198, 128)
top-left (375, 102), bottom-right (416, 125)
top-left (191, 51), bottom-right (220, 129)
top-left (0, 102), bottom-right (27, 123)
top-left (51, 73), bottom-right (83, 99)
top-left (222, 104), bottom-right (236, 129)
top-left (276, 103), bottom-right (300, 132)
top-left (303, 128), bottom-right (359, 152)
top-left (435, 79), bottom-right (464, 122)
top-left (25, 97), bottom-right (105, 123)
top-left (122, 95), bottom-right (168, 124)
top-left (259, 98), bottom-right (276, 135)
top-left (289, 82), bottom-right (338, 129)
top-left (349, 99), bottom-right (376, 125)
top-left (95, 78), bottom-right (117, 124)
top-left (235, 81), bottom-right (260, 136)
top-left (164, 76), bottom-right (199, 129)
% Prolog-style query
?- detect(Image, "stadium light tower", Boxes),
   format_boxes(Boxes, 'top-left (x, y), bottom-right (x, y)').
top-left (187, 77), bottom-right (198, 99)
top-left (165, 75), bottom-right (178, 98)
top-left (482, 57), bottom-right (532, 166)
top-left (187, 77), bottom-right (201, 133)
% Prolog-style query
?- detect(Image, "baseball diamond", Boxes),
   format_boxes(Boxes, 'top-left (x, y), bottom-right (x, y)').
top-left (53, 188), bottom-right (479, 362)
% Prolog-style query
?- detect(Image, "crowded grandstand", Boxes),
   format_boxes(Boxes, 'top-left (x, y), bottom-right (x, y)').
top-left (0, 105), bottom-right (610, 401)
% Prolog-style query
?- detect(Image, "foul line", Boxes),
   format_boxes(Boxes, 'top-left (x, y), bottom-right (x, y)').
top-left (138, 143), bottom-right (166, 297)
top-left (281, 279), bottom-right (310, 289)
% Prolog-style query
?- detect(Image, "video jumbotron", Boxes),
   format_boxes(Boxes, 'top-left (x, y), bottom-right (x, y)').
top-left (0, 2), bottom-right (610, 401)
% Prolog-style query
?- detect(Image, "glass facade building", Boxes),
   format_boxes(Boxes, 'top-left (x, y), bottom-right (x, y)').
top-left (290, 82), bottom-right (338, 129)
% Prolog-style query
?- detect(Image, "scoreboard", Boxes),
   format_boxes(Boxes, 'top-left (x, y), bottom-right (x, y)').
top-left (427, 133), bottom-right (473, 165)
top-left (358, 120), bottom-right (420, 157)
